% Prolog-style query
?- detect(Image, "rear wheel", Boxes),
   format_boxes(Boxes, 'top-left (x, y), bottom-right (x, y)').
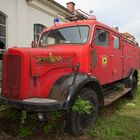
top-left (127, 76), bottom-right (137, 98)
top-left (66, 88), bottom-right (99, 136)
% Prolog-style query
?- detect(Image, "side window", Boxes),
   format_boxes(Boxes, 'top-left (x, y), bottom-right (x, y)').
top-left (34, 24), bottom-right (46, 42)
top-left (0, 12), bottom-right (6, 49)
top-left (94, 29), bottom-right (109, 47)
top-left (113, 35), bottom-right (120, 49)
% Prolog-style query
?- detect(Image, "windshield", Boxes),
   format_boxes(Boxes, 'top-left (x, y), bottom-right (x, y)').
top-left (39, 25), bottom-right (89, 47)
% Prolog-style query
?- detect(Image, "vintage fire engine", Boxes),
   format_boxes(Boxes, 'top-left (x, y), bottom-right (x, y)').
top-left (0, 14), bottom-right (139, 136)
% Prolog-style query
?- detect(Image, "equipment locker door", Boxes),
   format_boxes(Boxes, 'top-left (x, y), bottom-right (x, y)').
top-left (91, 26), bottom-right (113, 84)
top-left (111, 34), bottom-right (123, 81)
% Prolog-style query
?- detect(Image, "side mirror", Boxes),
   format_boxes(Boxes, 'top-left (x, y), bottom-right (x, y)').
top-left (31, 41), bottom-right (37, 48)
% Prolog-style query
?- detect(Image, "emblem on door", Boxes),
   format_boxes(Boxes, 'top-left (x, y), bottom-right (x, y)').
top-left (102, 56), bottom-right (108, 65)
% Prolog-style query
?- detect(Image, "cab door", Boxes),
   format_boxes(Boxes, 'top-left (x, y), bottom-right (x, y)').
top-left (111, 34), bottom-right (123, 81)
top-left (91, 26), bottom-right (113, 84)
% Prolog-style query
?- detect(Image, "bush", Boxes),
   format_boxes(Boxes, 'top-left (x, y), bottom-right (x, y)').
top-left (72, 96), bottom-right (93, 114)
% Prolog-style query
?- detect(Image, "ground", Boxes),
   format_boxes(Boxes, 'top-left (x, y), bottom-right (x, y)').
top-left (0, 86), bottom-right (140, 140)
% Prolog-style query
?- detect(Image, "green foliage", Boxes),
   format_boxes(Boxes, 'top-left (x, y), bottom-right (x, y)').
top-left (0, 105), bottom-right (9, 112)
top-left (43, 111), bottom-right (64, 135)
top-left (138, 72), bottom-right (140, 85)
top-left (43, 124), bottom-right (53, 134)
top-left (72, 96), bottom-right (93, 114)
top-left (0, 107), bottom-right (19, 120)
top-left (16, 110), bottom-right (30, 138)
top-left (20, 110), bottom-right (27, 128)
top-left (17, 127), bottom-right (32, 138)
top-left (7, 109), bottom-right (18, 120)
top-left (89, 86), bottom-right (140, 140)
top-left (89, 115), bottom-right (140, 140)
top-left (49, 111), bottom-right (61, 120)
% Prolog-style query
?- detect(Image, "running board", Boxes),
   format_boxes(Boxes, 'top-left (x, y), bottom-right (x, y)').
top-left (104, 87), bottom-right (131, 106)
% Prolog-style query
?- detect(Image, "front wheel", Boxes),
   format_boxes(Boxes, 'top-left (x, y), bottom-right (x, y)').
top-left (66, 88), bottom-right (99, 136)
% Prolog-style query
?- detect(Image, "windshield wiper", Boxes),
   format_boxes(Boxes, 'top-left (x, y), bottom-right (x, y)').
top-left (74, 21), bottom-right (82, 39)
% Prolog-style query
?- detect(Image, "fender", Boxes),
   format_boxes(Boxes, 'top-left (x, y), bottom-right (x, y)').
top-left (48, 73), bottom-right (104, 110)
top-left (129, 69), bottom-right (138, 81)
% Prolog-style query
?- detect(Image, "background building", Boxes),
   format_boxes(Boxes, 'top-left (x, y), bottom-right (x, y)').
top-left (0, 0), bottom-right (73, 49)
top-left (0, 0), bottom-right (77, 85)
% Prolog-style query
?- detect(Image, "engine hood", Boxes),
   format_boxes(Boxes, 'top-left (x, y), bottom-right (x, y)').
top-left (7, 45), bottom-right (82, 77)
top-left (3, 44), bottom-right (87, 99)
top-left (7, 45), bottom-right (82, 57)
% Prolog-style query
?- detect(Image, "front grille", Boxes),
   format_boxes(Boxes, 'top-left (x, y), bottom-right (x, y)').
top-left (5, 55), bottom-right (21, 99)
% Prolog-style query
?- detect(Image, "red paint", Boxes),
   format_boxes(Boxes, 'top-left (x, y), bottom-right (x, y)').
top-left (2, 19), bottom-right (140, 100)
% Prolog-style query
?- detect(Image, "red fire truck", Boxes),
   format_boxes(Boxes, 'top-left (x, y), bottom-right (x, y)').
top-left (0, 15), bottom-right (139, 136)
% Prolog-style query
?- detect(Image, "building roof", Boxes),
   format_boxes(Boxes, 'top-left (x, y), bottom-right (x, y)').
top-left (48, 0), bottom-right (73, 15)
top-left (27, 0), bottom-right (87, 21)
top-left (27, 0), bottom-right (73, 16)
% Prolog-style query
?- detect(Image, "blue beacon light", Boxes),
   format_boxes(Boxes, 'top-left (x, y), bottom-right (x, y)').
top-left (54, 18), bottom-right (59, 25)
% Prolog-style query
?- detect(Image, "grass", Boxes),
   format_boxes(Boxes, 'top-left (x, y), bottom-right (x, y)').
top-left (0, 74), bottom-right (140, 139)
top-left (89, 86), bottom-right (140, 140)
top-left (17, 127), bottom-right (32, 138)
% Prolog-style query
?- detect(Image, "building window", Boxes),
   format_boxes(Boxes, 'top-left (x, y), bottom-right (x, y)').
top-left (94, 29), bottom-right (109, 47)
top-left (113, 35), bottom-right (120, 49)
top-left (0, 13), bottom-right (6, 49)
top-left (34, 24), bottom-right (46, 42)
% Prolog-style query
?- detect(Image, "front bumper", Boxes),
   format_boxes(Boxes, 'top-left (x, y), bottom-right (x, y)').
top-left (0, 95), bottom-right (64, 112)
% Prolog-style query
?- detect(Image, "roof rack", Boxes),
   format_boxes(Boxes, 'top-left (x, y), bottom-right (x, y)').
top-left (121, 32), bottom-right (139, 47)
top-left (121, 32), bottom-right (135, 42)
top-left (65, 9), bottom-right (89, 21)
top-left (76, 9), bottom-right (89, 19)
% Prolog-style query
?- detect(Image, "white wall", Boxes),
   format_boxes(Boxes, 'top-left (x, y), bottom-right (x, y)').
top-left (27, 1), bottom-right (59, 47)
top-left (16, 0), bottom-right (29, 47)
top-left (0, 0), bottom-right (68, 48)
top-left (0, 0), bottom-right (17, 48)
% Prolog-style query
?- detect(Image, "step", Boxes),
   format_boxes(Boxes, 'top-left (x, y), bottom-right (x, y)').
top-left (104, 87), bottom-right (131, 106)
top-left (103, 83), bottom-right (125, 95)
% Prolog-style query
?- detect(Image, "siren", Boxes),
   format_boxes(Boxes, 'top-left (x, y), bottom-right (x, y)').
top-left (88, 10), bottom-right (96, 20)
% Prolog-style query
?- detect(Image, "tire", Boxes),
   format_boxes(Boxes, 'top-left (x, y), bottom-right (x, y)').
top-left (127, 76), bottom-right (137, 98)
top-left (66, 88), bottom-right (99, 136)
